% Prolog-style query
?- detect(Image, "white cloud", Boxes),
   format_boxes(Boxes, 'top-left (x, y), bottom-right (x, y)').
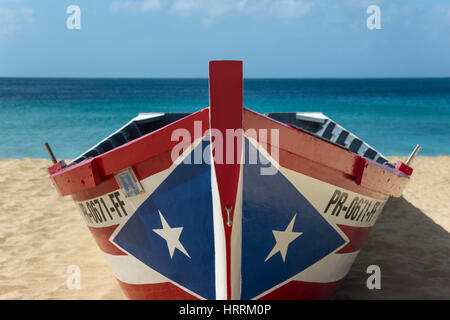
top-left (109, 0), bottom-right (450, 31)
top-left (110, 0), bottom-right (315, 21)
top-left (21, 7), bottom-right (35, 23)
top-left (0, 6), bottom-right (35, 38)
top-left (271, 0), bottom-right (313, 20)
top-left (111, 0), bottom-right (163, 13)
top-left (171, 0), bottom-right (235, 17)
top-left (428, 4), bottom-right (450, 24)
top-left (0, 8), bottom-right (19, 37)
top-left (345, 0), bottom-right (384, 9)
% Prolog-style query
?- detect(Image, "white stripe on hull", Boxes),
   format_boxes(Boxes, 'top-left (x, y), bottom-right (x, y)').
top-left (293, 251), bottom-right (360, 283)
top-left (210, 143), bottom-right (228, 300)
top-left (103, 252), bottom-right (204, 300)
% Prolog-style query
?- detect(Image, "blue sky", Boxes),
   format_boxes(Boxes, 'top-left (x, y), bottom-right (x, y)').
top-left (0, 0), bottom-right (449, 78)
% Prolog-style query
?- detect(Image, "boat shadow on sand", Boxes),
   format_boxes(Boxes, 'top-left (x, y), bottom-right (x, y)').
top-left (334, 196), bottom-right (450, 300)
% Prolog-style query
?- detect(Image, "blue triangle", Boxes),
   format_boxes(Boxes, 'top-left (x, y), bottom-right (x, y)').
top-left (241, 138), bottom-right (346, 299)
top-left (113, 140), bottom-right (216, 299)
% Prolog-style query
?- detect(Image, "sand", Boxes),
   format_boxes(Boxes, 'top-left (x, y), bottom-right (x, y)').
top-left (0, 157), bottom-right (448, 300)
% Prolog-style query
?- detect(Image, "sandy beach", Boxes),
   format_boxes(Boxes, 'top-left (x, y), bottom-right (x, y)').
top-left (0, 156), bottom-right (448, 300)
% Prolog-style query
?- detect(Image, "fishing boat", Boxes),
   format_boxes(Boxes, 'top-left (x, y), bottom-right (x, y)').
top-left (47, 61), bottom-right (417, 300)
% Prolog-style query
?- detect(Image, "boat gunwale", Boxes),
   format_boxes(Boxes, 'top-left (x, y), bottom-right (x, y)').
top-left (49, 107), bottom-right (408, 199)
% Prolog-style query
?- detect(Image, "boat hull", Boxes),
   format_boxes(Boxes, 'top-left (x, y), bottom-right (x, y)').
top-left (66, 120), bottom-right (390, 300)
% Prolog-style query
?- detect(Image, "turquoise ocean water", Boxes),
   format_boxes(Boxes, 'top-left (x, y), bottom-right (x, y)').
top-left (0, 78), bottom-right (449, 159)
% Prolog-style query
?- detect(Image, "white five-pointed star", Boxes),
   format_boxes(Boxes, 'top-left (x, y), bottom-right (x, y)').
top-left (265, 214), bottom-right (302, 262)
top-left (153, 210), bottom-right (190, 259)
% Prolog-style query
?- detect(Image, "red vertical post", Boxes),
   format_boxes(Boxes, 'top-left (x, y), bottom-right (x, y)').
top-left (209, 60), bottom-right (243, 299)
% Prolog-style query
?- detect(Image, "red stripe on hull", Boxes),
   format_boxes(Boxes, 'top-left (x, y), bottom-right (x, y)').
top-left (87, 225), bottom-right (127, 256)
top-left (72, 176), bottom-right (118, 202)
top-left (97, 109), bottom-right (209, 177)
top-left (71, 136), bottom-right (201, 203)
top-left (243, 108), bottom-right (407, 199)
top-left (117, 279), bottom-right (199, 300)
top-left (59, 107), bottom-right (406, 202)
top-left (336, 224), bottom-right (372, 254)
top-left (258, 279), bottom-right (344, 300)
top-left (276, 147), bottom-right (388, 200)
top-left (72, 151), bottom-right (175, 202)
top-left (133, 150), bottom-right (173, 181)
top-left (51, 108), bottom-right (209, 196)
top-left (50, 158), bottom-right (101, 196)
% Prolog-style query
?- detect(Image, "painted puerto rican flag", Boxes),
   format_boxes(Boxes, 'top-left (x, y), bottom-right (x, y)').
top-left (236, 136), bottom-right (386, 299)
top-left (240, 138), bottom-right (346, 299)
top-left (112, 138), bottom-right (216, 300)
top-left (73, 132), bottom-right (386, 300)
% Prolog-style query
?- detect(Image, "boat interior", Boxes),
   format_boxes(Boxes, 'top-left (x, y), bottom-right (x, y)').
top-left (70, 111), bottom-right (393, 169)
top-left (70, 113), bottom-right (190, 165)
top-left (266, 112), bottom-right (393, 168)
